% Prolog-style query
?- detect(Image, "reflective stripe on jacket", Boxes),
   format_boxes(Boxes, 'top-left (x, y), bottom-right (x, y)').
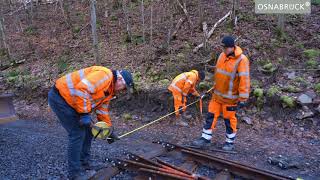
top-left (213, 46), bottom-right (250, 104)
top-left (168, 70), bottom-right (200, 97)
top-left (55, 66), bottom-right (114, 126)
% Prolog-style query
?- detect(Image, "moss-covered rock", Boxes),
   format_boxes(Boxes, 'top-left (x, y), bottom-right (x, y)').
top-left (267, 86), bottom-right (281, 97)
top-left (253, 88), bottom-right (264, 98)
top-left (122, 113), bottom-right (132, 121)
top-left (280, 95), bottom-right (295, 108)
top-left (261, 63), bottom-right (277, 73)
top-left (303, 49), bottom-right (320, 60)
top-left (282, 85), bottom-right (301, 93)
top-left (306, 60), bottom-right (318, 68)
top-left (263, 63), bottom-right (273, 70)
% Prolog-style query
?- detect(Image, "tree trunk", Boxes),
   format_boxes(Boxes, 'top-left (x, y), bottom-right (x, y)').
top-left (59, 0), bottom-right (72, 29)
top-left (232, 0), bottom-right (239, 27)
top-left (277, 14), bottom-right (285, 31)
top-left (90, 0), bottom-right (100, 64)
top-left (166, 1), bottom-right (174, 48)
top-left (150, 0), bottom-right (153, 45)
top-left (141, 0), bottom-right (145, 43)
top-left (122, 0), bottom-right (132, 42)
top-left (0, 17), bottom-right (11, 60)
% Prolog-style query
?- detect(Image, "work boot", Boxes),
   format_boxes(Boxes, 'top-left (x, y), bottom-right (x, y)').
top-left (175, 116), bottom-right (189, 127)
top-left (191, 137), bottom-right (210, 148)
top-left (222, 142), bottom-right (234, 151)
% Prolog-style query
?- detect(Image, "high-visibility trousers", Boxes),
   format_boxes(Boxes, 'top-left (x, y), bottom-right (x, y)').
top-left (170, 90), bottom-right (187, 117)
top-left (201, 98), bottom-right (238, 144)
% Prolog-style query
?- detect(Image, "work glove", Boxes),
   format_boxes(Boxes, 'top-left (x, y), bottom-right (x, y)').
top-left (200, 93), bottom-right (206, 99)
top-left (237, 101), bottom-right (247, 109)
top-left (80, 114), bottom-right (92, 127)
top-left (107, 132), bottom-right (120, 144)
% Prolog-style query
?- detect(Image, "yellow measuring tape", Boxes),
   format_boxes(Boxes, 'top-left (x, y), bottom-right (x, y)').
top-left (118, 87), bottom-right (214, 139)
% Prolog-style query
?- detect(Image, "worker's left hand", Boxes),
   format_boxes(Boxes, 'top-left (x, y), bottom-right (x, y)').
top-left (237, 101), bottom-right (247, 108)
top-left (107, 132), bottom-right (120, 144)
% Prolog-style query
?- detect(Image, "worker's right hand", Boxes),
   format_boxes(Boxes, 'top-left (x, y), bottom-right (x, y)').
top-left (80, 114), bottom-right (92, 127)
top-left (107, 132), bottom-right (120, 144)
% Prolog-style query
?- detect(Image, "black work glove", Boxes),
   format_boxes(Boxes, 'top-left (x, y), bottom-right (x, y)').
top-left (237, 101), bottom-right (247, 109)
top-left (107, 132), bottom-right (120, 144)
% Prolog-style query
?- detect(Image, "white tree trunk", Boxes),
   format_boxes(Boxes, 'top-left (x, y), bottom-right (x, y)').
top-left (193, 11), bottom-right (232, 52)
top-left (90, 0), bottom-right (100, 64)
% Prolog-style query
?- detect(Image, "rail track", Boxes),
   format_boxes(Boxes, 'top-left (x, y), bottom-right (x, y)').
top-left (90, 141), bottom-right (295, 180)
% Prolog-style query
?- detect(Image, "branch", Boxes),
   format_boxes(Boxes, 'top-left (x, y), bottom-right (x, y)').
top-left (171, 17), bottom-right (186, 39)
top-left (175, 0), bottom-right (193, 29)
top-left (193, 11), bottom-right (232, 53)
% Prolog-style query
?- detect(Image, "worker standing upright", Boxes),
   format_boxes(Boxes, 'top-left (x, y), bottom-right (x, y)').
top-left (168, 70), bottom-right (205, 126)
top-left (192, 36), bottom-right (250, 151)
top-left (48, 66), bottom-right (134, 180)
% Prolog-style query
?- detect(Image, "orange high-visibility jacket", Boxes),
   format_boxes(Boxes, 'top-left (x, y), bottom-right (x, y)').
top-left (55, 66), bottom-right (115, 126)
top-left (168, 70), bottom-right (200, 97)
top-left (213, 46), bottom-right (250, 104)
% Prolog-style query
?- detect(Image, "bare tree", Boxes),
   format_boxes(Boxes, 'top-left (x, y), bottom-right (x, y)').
top-left (0, 8), bottom-right (10, 60)
top-left (150, 0), bottom-right (153, 45)
top-left (232, 0), bottom-right (239, 27)
top-left (175, 0), bottom-right (193, 34)
top-left (90, 0), bottom-right (100, 64)
top-left (166, 0), bottom-right (174, 48)
top-left (122, 0), bottom-right (132, 42)
top-left (59, 0), bottom-right (72, 29)
top-left (277, 14), bottom-right (285, 31)
top-left (140, 0), bottom-right (145, 43)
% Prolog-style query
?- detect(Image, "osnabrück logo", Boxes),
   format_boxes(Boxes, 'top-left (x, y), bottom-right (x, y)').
top-left (255, 0), bottom-right (311, 14)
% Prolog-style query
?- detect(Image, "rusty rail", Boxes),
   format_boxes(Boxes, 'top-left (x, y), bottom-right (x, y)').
top-left (92, 141), bottom-right (296, 179)
top-left (154, 141), bottom-right (294, 180)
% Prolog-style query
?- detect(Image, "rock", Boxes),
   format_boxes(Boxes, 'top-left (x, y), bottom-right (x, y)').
top-left (316, 105), bottom-right (320, 114)
top-left (297, 106), bottom-right (314, 120)
top-left (267, 116), bottom-right (274, 122)
top-left (305, 90), bottom-right (317, 99)
top-left (242, 116), bottom-right (253, 125)
top-left (286, 72), bottom-right (296, 80)
top-left (297, 94), bottom-right (313, 104)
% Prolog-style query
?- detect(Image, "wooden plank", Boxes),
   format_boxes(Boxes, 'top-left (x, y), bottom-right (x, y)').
top-left (90, 142), bottom-right (168, 179)
top-left (179, 159), bottom-right (198, 173)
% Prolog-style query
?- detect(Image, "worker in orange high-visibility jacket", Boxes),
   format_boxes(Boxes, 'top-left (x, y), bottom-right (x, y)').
top-left (48, 66), bottom-right (134, 179)
top-left (168, 70), bottom-right (205, 126)
top-left (192, 36), bottom-right (250, 151)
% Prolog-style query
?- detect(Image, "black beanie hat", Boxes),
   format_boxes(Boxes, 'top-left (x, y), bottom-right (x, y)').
top-left (222, 36), bottom-right (235, 48)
